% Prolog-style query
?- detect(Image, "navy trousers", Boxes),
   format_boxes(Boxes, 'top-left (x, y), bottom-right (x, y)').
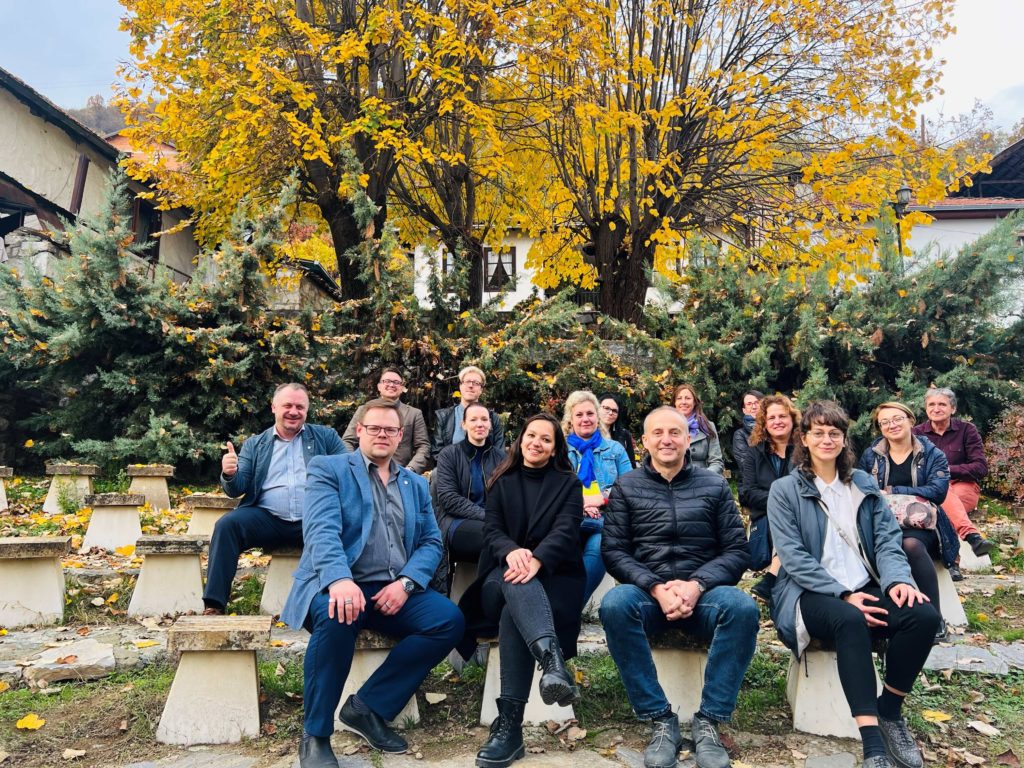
top-left (203, 505), bottom-right (302, 610)
top-left (302, 584), bottom-right (465, 736)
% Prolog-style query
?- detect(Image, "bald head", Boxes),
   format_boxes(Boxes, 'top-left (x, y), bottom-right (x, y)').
top-left (642, 406), bottom-right (691, 477)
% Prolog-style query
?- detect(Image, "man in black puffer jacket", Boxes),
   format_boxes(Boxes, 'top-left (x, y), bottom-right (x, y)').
top-left (600, 406), bottom-right (758, 768)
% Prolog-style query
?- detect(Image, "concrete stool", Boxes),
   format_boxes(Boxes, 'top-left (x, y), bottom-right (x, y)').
top-left (0, 466), bottom-right (12, 513)
top-left (0, 536), bottom-right (71, 628)
top-left (934, 560), bottom-right (968, 626)
top-left (584, 573), bottom-right (616, 618)
top-left (338, 630), bottom-right (419, 730)
top-left (127, 464), bottom-right (175, 513)
top-left (156, 615), bottom-right (272, 745)
top-left (42, 463), bottom-right (99, 515)
top-left (787, 639), bottom-right (883, 739)
top-left (80, 493), bottom-right (145, 553)
top-left (448, 561), bottom-right (477, 605)
top-left (958, 538), bottom-right (992, 572)
top-left (128, 535), bottom-right (208, 617)
top-left (480, 639), bottom-right (573, 726)
top-left (650, 630), bottom-right (710, 722)
top-left (259, 547), bottom-right (302, 616)
top-left (184, 494), bottom-right (239, 536)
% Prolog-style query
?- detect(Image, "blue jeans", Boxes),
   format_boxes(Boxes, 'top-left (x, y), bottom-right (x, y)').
top-left (581, 532), bottom-right (606, 606)
top-left (302, 584), bottom-right (464, 736)
top-left (600, 584), bottom-right (759, 722)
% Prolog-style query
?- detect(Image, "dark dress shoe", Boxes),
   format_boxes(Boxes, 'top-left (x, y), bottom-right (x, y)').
top-left (948, 564), bottom-right (964, 582)
top-left (299, 733), bottom-right (339, 768)
top-left (338, 696), bottom-right (408, 753)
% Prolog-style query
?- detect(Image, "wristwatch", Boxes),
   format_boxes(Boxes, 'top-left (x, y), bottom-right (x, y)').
top-left (399, 576), bottom-right (417, 594)
top-left (694, 578), bottom-right (707, 594)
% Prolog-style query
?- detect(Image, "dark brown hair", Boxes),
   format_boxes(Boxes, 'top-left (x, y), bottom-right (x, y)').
top-left (793, 401), bottom-right (857, 483)
top-left (749, 395), bottom-right (801, 447)
top-left (487, 412), bottom-right (574, 490)
top-left (671, 383), bottom-right (716, 438)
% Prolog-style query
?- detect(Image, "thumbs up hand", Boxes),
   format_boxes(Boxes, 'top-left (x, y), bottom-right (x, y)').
top-left (222, 441), bottom-right (238, 478)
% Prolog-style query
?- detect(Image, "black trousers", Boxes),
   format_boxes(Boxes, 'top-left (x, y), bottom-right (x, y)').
top-left (800, 585), bottom-right (939, 717)
top-left (448, 519), bottom-right (486, 563)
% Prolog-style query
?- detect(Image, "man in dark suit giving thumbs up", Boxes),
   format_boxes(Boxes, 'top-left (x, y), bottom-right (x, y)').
top-left (203, 383), bottom-right (347, 614)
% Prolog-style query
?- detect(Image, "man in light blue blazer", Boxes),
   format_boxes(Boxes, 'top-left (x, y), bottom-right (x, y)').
top-left (283, 399), bottom-right (464, 768)
top-left (204, 383), bottom-right (346, 613)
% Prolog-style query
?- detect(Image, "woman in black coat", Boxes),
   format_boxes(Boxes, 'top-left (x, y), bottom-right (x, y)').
top-left (459, 413), bottom-right (584, 768)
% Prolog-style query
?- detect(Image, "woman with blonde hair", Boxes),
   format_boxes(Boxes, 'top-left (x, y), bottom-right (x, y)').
top-left (672, 383), bottom-right (724, 474)
top-left (562, 390), bottom-right (632, 605)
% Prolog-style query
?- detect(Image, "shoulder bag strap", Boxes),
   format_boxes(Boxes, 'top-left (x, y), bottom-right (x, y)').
top-left (814, 497), bottom-right (881, 585)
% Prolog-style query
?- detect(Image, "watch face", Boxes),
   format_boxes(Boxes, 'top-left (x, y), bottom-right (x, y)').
top-left (402, 578), bottom-right (415, 592)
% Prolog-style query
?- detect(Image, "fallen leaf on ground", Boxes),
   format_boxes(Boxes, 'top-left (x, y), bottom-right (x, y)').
top-left (275, 662), bottom-right (286, 677)
top-left (118, 719), bottom-right (128, 731)
top-left (969, 720), bottom-right (1002, 737)
top-left (16, 713), bottom-right (46, 730)
top-left (133, 640), bottom-right (159, 649)
top-left (424, 692), bottom-right (447, 704)
top-left (791, 751), bottom-right (808, 760)
top-left (114, 545), bottom-right (135, 556)
top-left (527, 746), bottom-right (545, 754)
top-left (922, 710), bottom-right (953, 723)
top-left (0, 750), bottom-right (9, 763)
top-left (262, 723), bottom-right (277, 735)
top-left (61, 748), bottom-right (86, 760)
top-left (54, 655), bottom-right (78, 665)
top-left (964, 753), bottom-right (986, 765)
top-left (996, 749), bottom-right (1020, 767)
top-left (75, 627), bottom-right (90, 636)
top-left (565, 726), bottom-right (587, 741)
top-left (0, 682), bottom-right (9, 693)
top-left (90, 598), bottom-right (105, 607)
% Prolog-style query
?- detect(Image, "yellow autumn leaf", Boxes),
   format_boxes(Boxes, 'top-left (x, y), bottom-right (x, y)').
top-left (114, 545), bottom-right (136, 557)
top-left (134, 640), bottom-right (159, 649)
top-left (0, 681), bottom-right (9, 693)
top-left (921, 710), bottom-right (953, 723)
top-left (975, 613), bottom-right (989, 623)
top-left (24, 439), bottom-right (34, 448)
top-left (0, 628), bottom-right (7, 636)
top-left (269, 639), bottom-right (286, 647)
top-left (106, 593), bottom-right (120, 604)
top-left (16, 712), bottom-right (46, 730)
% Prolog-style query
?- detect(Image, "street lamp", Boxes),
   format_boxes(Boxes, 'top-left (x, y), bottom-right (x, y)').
top-left (889, 185), bottom-right (912, 273)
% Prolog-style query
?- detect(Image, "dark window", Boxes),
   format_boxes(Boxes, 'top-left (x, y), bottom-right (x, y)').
top-left (131, 197), bottom-right (161, 261)
top-left (484, 246), bottom-right (515, 291)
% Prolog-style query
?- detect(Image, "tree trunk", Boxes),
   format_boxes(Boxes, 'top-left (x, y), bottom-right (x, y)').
top-left (320, 199), bottom-right (369, 300)
top-left (592, 219), bottom-right (647, 323)
top-left (462, 237), bottom-right (484, 311)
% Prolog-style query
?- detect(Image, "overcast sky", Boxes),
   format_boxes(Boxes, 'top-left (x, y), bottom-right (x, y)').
top-left (1, 0), bottom-right (1022, 131)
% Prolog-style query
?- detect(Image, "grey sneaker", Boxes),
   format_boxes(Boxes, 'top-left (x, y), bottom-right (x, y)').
top-left (692, 714), bottom-right (731, 768)
top-left (878, 717), bottom-right (923, 768)
top-left (863, 756), bottom-right (896, 768)
top-left (644, 714), bottom-right (683, 768)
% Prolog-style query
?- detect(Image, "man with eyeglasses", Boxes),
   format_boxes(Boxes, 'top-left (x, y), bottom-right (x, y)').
top-left (205, 383), bottom-right (346, 615)
top-left (430, 364), bottom-right (505, 459)
top-left (343, 368), bottom-right (430, 474)
top-left (283, 398), bottom-right (464, 768)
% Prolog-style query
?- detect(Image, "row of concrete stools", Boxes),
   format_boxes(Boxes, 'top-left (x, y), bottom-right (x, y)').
top-left (0, 532), bottom-right (299, 626)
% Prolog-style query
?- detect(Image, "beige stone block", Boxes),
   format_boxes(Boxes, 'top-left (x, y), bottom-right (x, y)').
top-left (338, 631), bottom-right (419, 729)
top-left (127, 475), bottom-right (172, 513)
top-left (448, 561), bottom-right (477, 605)
top-left (584, 573), bottom-right (616, 618)
top-left (650, 647), bottom-right (707, 722)
top-left (79, 496), bottom-right (144, 553)
top-left (935, 560), bottom-right (968, 626)
top-left (481, 642), bottom-right (571, 726)
top-left (0, 466), bottom-right (11, 513)
top-left (0, 556), bottom-right (65, 628)
top-left (42, 472), bottom-right (96, 515)
top-left (958, 538), bottom-right (992, 572)
top-left (787, 649), bottom-right (881, 739)
top-left (167, 615), bottom-right (272, 653)
top-left (259, 550), bottom-right (302, 616)
top-left (156, 649), bottom-right (261, 745)
top-left (184, 494), bottom-right (238, 536)
top-left (128, 552), bottom-right (205, 617)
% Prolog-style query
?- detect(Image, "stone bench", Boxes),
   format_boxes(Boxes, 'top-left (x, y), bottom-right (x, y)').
top-left (583, 573), bottom-right (616, 618)
top-left (649, 629), bottom-right (711, 722)
top-left (787, 638), bottom-right (885, 739)
top-left (0, 466), bottom-right (12, 513)
top-left (80, 493), bottom-right (145, 553)
top-left (480, 636), bottom-right (575, 726)
top-left (0, 536), bottom-right (71, 627)
top-left (42, 463), bottom-right (99, 515)
top-left (338, 630), bottom-right (420, 730)
top-left (448, 560), bottom-right (477, 605)
top-left (183, 494), bottom-right (239, 536)
top-left (934, 560), bottom-right (968, 626)
top-left (127, 535), bottom-right (208, 617)
top-left (156, 615), bottom-right (273, 745)
top-left (126, 464), bottom-right (175, 513)
top-left (259, 547), bottom-right (302, 617)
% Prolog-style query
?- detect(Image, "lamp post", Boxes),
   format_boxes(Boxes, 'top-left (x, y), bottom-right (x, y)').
top-left (890, 185), bottom-right (912, 270)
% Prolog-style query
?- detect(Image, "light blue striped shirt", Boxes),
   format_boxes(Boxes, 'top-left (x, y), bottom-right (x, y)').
top-left (259, 427), bottom-right (307, 522)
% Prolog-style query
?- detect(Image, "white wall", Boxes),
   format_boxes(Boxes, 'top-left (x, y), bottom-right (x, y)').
top-left (906, 217), bottom-right (999, 262)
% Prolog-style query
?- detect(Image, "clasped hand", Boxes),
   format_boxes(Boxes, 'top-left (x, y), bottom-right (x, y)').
top-left (652, 580), bottom-right (702, 620)
top-left (504, 548), bottom-right (542, 584)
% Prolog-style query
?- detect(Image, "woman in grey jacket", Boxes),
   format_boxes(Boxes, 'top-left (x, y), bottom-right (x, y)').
top-left (672, 383), bottom-right (724, 474)
top-left (768, 402), bottom-right (938, 768)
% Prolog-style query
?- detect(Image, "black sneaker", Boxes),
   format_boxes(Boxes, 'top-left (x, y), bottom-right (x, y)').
top-left (878, 716), bottom-right (923, 768)
top-left (948, 563), bottom-right (964, 582)
top-left (966, 534), bottom-right (994, 557)
top-left (933, 618), bottom-right (948, 645)
top-left (338, 696), bottom-right (408, 753)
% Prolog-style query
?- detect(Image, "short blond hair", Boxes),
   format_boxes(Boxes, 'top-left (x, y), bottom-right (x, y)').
top-left (871, 401), bottom-right (916, 431)
top-left (459, 365), bottom-right (486, 386)
top-left (561, 390), bottom-right (610, 438)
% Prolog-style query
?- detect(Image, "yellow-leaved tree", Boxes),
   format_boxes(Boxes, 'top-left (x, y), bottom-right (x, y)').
top-left (118, 0), bottom-right (505, 299)
top-left (514, 0), bottom-right (989, 321)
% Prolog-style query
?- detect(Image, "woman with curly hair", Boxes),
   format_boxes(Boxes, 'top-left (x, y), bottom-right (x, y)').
top-left (672, 383), bottom-right (724, 474)
top-left (739, 394), bottom-right (801, 603)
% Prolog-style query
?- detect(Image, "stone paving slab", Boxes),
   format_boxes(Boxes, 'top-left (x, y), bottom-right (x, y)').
top-left (924, 642), bottom-right (1024, 674)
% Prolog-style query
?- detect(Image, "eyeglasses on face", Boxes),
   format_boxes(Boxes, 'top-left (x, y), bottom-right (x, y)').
top-left (362, 424), bottom-right (401, 437)
top-left (807, 429), bottom-right (844, 442)
top-left (601, 405), bottom-right (619, 414)
top-left (878, 415), bottom-right (908, 429)
top-left (380, 378), bottom-right (404, 387)
top-left (460, 379), bottom-right (483, 387)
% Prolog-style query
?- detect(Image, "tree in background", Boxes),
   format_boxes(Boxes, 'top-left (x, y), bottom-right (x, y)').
top-left (119, 0), bottom-right (506, 301)
top-left (67, 94), bottom-right (127, 136)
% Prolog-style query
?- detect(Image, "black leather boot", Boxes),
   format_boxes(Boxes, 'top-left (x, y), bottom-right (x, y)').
top-left (529, 636), bottom-right (580, 706)
top-left (299, 733), bottom-right (339, 768)
top-left (476, 698), bottom-right (526, 768)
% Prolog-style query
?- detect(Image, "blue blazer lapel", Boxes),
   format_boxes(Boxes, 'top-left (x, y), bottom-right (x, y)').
top-left (398, 470), bottom-right (419, 549)
top-left (302, 429), bottom-right (316, 465)
top-left (346, 453), bottom-right (376, 557)
top-left (252, 428), bottom-right (274, 494)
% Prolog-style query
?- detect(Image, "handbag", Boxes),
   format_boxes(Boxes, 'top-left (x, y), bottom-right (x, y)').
top-left (883, 493), bottom-right (938, 530)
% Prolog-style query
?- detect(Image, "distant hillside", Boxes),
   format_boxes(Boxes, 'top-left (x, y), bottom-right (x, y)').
top-left (66, 94), bottom-right (125, 136)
